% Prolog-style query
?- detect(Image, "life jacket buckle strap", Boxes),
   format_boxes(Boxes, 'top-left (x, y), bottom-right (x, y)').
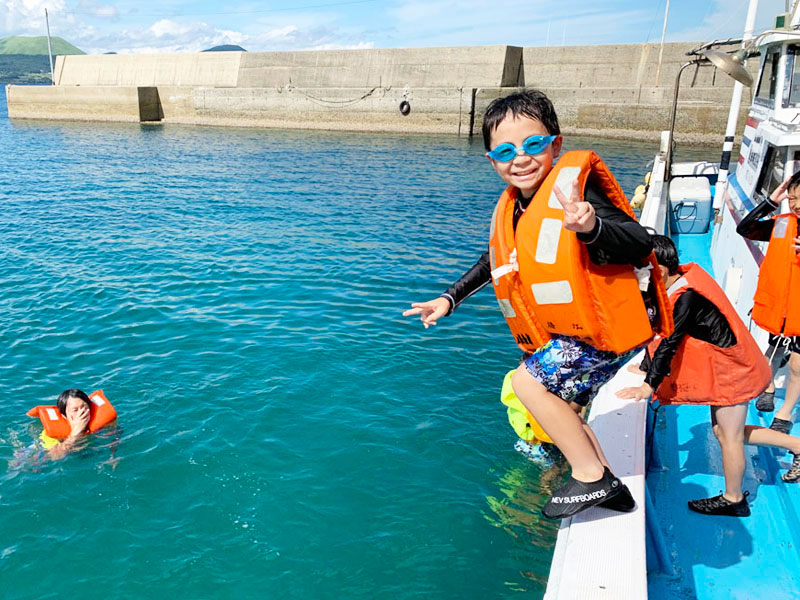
top-left (491, 248), bottom-right (518, 283)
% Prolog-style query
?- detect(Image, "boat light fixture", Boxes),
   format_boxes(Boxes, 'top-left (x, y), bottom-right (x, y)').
top-left (699, 49), bottom-right (754, 87)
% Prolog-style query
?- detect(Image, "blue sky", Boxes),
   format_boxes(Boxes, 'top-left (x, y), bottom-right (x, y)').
top-left (0, 0), bottom-right (788, 54)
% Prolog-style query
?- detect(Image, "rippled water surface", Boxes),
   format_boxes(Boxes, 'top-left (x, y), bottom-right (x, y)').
top-left (0, 87), bottom-right (716, 598)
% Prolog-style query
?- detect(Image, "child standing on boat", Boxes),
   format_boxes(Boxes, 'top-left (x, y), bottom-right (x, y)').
top-left (618, 235), bottom-right (800, 516)
top-left (404, 89), bottom-right (673, 519)
top-left (736, 172), bottom-right (800, 435)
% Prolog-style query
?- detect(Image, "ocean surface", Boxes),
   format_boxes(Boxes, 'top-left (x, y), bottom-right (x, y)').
top-left (0, 86), bottom-right (715, 599)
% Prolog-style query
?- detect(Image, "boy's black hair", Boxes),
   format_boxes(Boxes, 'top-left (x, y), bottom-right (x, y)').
top-left (651, 235), bottom-right (679, 275)
top-left (57, 389), bottom-right (91, 416)
top-left (482, 89), bottom-right (561, 151)
top-left (788, 170), bottom-right (800, 192)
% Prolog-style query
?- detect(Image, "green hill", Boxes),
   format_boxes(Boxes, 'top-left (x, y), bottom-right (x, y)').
top-left (0, 36), bottom-right (84, 56)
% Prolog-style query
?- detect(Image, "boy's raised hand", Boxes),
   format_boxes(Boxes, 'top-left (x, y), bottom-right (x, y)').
top-left (770, 174), bottom-right (794, 205)
top-left (554, 179), bottom-right (596, 234)
top-left (403, 297), bottom-right (450, 329)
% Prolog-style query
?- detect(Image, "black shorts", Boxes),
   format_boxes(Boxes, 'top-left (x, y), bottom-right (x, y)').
top-left (767, 334), bottom-right (800, 365)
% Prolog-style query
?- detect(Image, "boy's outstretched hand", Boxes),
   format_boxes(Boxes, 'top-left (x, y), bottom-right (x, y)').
top-left (403, 297), bottom-right (450, 329)
top-left (554, 179), bottom-right (596, 234)
top-left (616, 382), bottom-right (654, 402)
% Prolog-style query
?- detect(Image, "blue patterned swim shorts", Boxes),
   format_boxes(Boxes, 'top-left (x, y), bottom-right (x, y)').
top-left (523, 335), bottom-right (639, 407)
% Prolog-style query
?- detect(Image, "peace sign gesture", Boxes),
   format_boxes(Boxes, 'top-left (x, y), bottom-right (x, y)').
top-left (553, 179), bottom-right (597, 233)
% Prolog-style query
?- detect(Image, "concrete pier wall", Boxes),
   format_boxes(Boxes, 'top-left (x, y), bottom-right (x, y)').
top-left (7, 42), bottom-right (760, 142)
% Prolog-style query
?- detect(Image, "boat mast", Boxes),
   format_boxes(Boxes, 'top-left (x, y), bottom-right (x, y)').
top-left (714, 0), bottom-right (760, 215)
top-left (655, 0), bottom-right (671, 86)
top-left (45, 8), bottom-right (55, 86)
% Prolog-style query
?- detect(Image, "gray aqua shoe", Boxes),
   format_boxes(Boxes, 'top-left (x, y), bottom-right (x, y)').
top-left (782, 453), bottom-right (800, 483)
top-left (688, 491), bottom-right (750, 517)
top-left (755, 390), bottom-right (775, 412)
top-left (770, 417), bottom-right (793, 434)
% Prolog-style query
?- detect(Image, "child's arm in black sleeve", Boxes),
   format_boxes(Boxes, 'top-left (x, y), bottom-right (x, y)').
top-left (440, 251), bottom-right (492, 315)
top-left (644, 291), bottom-right (696, 389)
top-left (736, 198), bottom-right (777, 241)
top-left (578, 183), bottom-right (653, 261)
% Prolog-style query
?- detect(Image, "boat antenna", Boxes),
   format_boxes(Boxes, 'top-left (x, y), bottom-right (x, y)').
top-left (714, 0), bottom-right (759, 215)
top-left (45, 8), bottom-right (55, 86)
top-left (655, 0), bottom-right (671, 86)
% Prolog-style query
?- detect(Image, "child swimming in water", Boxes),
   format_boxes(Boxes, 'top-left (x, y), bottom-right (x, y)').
top-left (45, 389), bottom-right (92, 458)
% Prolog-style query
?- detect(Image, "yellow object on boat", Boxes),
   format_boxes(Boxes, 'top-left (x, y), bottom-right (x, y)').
top-left (500, 370), bottom-right (554, 444)
top-left (631, 184), bottom-right (647, 209)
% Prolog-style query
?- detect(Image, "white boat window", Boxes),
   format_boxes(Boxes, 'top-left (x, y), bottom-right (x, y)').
top-left (756, 144), bottom-right (788, 200)
top-left (787, 46), bottom-right (800, 106)
top-left (755, 46), bottom-right (781, 106)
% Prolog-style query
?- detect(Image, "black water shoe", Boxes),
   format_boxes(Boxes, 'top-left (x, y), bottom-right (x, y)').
top-left (688, 491), bottom-right (750, 517)
top-left (770, 417), bottom-right (793, 434)
top-left (542, 467), bottom-right (623, 520)
top-left (755, 390), bottom-right (775, 412)
top-left (598, 483), bottom-right (636, 513)
top-left (782, 452), bottom-right (800, 483)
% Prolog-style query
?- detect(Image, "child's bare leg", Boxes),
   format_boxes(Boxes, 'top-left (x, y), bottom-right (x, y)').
top-left (580, 421), bottom-right (611, 469)
top-left (711, 404), bottom-right (748, 502)
top-left (744, 425), bottom-right (800, 453)
top-left (776, 351), bottom-right (800, 422)
top-left (763, 341), bottom-right (784, 394)
top-left (512, 365), bottom-right (605, 482)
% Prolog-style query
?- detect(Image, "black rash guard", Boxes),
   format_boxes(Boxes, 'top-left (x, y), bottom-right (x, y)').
top-left (640, 288), bottom-right (736, 389)
top-left (440, 179), bottom-right (654, 314)
top-left (736, 197), bottom-right (779, 242)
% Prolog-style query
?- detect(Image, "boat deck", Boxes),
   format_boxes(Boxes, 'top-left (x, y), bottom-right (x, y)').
top-left (647, 230), bottom-right (800, 600)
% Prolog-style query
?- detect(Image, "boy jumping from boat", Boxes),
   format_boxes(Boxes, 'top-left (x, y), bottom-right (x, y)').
top-left (404, 89), bottom-right (673, 519)
top-left (736, 172), bottom-right (800, 435)
top-left (618, 235), bottom-right (800, 517)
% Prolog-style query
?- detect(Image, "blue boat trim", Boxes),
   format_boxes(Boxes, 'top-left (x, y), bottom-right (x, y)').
top-left (728, 172), bottom-right (755, 212)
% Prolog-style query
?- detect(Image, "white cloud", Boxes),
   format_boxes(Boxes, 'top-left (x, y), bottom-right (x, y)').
top-left (76, 0), bottom-right (118, 19)
top-left (1, 0), bottom-right (70, 36)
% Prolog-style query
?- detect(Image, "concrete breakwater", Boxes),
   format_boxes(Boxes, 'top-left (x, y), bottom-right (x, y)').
top-left (5, 43), bottom-right (758, 142)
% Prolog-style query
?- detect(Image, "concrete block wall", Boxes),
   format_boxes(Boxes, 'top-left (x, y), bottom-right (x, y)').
top-left (6, 42), bottom-right (764, 142)
top-left (6, 84), bottom-right (148, 121)
top-left (237, 46), bottom-right (521, 88)
top-left (159, 86), bottom-right (473, 134)
top-left (54, 52), bottom-right (242, 87)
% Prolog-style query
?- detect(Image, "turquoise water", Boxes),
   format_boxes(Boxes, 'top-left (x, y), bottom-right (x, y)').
top-left (0, 87), bottom-right (714, 599)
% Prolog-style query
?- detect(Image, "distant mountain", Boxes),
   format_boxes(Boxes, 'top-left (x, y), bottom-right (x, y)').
top-left (0, 36), bottom-right (84, 83)
top-left (203, 45), bottom-right (246, 52)
top-left (0, 36), bottom-right (84, 56)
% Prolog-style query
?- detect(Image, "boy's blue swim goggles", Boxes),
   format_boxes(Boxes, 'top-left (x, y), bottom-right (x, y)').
top-left (487, 135), bottom-right (557, 162)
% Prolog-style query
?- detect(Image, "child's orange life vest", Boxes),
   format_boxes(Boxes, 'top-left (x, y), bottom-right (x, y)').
top-left (26, 390), bottom-right (117, 440)
top-left (752, 213), bottom-right (800, 336)
top-left (648, 263), bottom-right (770, 405)
top-left (488, 150), bottom-right (673, 353)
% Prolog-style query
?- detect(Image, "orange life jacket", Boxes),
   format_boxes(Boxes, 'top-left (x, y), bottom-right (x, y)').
top-left (488, 150), bottom-right (673, 353)
top-left (752, 213), bottom-right (800, 336)
top-left (26, 390), bottom-right (117, 440)
top-left (648, 263), bottom-right (770, 405)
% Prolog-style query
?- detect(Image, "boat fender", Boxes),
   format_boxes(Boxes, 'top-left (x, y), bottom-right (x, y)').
top-left (26, 390), bottom-right (117, 440)
top-left (631, 184), bottom-right (647, 209)
top-left (399, 100), bottom-right (411, 116)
